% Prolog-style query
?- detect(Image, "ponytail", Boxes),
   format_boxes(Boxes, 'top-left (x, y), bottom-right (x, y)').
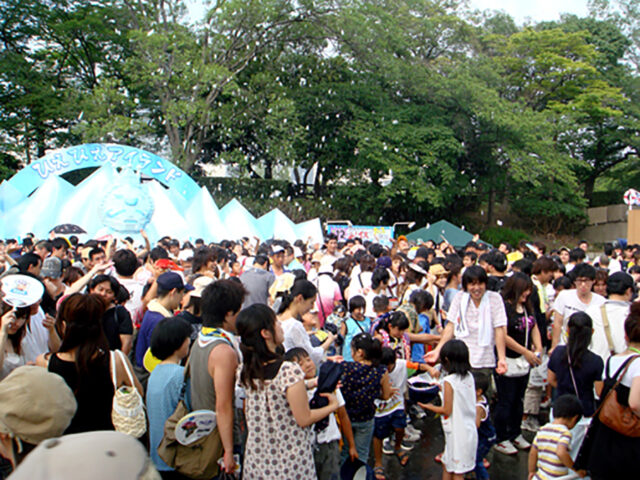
top-left (276, 279), bottom-right (317, 315)
top-left (565, 312), bottom-right (592, 369)
top-left (350, 333), bottom-right (383, 366)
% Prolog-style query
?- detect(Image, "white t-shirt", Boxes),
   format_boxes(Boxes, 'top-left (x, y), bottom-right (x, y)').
top-left (348, 271), bottom-right (372, 300)
top-left (604, 353), bottom-right (640, 388)
top-left (281, 318), bottom-right (325, 366)
top-left (307, 388), bottom-right (345, 444)
top-left (586, 300), bottom-right (630, 362)
top-left (21, 308), bottom-right (50, 363)
top-left (375, 360), bottom-right (408, 416)
top-left (116, 275), bottom-right (145, 324)
top-left (552, 289), bottom-right (606, 345)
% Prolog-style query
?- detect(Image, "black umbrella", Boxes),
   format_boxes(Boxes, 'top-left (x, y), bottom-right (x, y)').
top-left (50, 224), bottom-right (86, 234)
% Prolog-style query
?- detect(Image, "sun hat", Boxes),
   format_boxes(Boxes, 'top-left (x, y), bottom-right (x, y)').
top-left (0, 366), bottom-right (77, 445)
top-left (189, 275), bottom-right (214, 299)
top-left (8, 431), bottom-right (160, 480)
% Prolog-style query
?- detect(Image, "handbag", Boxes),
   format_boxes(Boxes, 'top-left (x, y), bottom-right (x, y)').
top-left (594, 355), bottom-right (640, 437)
top-left (157, 362), bottom-right (225, 479)
top-left (110, 349), bottom-right (146, 438)
top-left (504, 308), bottom-right (531, 378)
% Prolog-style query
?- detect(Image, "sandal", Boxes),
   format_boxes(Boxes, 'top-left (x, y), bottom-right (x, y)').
top-left (373, 466), bottom-right (386, 480)
top-left (483, 457), bottom-right (490, 469)
top-left (434, 452), bottom-right (443, 463)
top-left (395, 449), bottom-right (410, 467)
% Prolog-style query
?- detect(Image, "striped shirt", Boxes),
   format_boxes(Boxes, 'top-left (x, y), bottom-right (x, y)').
top-left (532, 423), bottom-right (572, 480)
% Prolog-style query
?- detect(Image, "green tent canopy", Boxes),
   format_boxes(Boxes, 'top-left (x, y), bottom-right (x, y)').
top-left (405, 220), bottom-right (482, 247)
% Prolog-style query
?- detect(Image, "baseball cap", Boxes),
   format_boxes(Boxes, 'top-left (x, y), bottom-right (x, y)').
top-left (156, 272), bottom-right (194, 292)
top-left (190, 275), bottom-right (214, 298)
top-left (429, 264), bottom-right (449, 276)
top-left (271, 245), bottom-right (285, 255)
top-left (154, 258), bottom-right (183, 271)
top-left (397, 235), bottom-right (408, 243)
top-left (293, 246), bottom-right (303, 258)
top-left (311, 251), bottom-right (324, 263)
top-left (1, 274), bottom-right (44, 308)
top-left (0, 366), bottom-right (77, 445)
top-left (8, 431), bottom-right (160, 480)
top-left (41, 257), bottom-right (62, 279)
top-left (408, 262), bottom-right (427, 275)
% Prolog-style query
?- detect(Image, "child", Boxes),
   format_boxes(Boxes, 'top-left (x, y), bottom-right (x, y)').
top-left (472, 372), bottom-right (496, 480)
top-left (146, 316), bottom-right (193, 477)
top-left (408, 289), bottom-right (438, 362)
top-left (340, 295), bottom-right (370, 362)
top-left (528, 394), bottom-right (584, 480)
top-left (372, 348), bottom-right (429, 479)
top-left (376, 311), bottom-right (412, 360)
top-left (284, 348), bottom-right (357, 480)
top-left (340, 333), bottom-right (393, 463)
top-left (419, 339), bottom-right (477, 480)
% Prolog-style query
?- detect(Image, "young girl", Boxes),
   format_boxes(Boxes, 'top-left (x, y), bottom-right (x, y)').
top-left (376, 311), bottom-right (411, 360)
top-left (419, 339), bottom-right (477, 480)
top-left (238, 304), bottom-right (339, 480)
top-left (340, 295), bottom-right (370, 362)
top-left (472, 372), bottom-right (496, 480)
top-left (340, 333), bottom-right (393, 463)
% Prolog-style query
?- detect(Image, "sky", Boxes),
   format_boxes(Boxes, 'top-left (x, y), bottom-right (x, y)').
top-left (186, 0), bottom-right (591, 25)
top-left (470, 0), bottom-right (590, 24)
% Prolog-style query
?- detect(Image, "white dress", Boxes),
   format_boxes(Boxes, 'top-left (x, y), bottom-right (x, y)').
top-left (441, 372), bottom-right (478, 474)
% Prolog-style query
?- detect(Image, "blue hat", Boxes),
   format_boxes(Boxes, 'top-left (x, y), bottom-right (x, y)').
top-left (156, 272), bottom-right (194, 292)
top-left (341, 458), bottom-right (373, 480)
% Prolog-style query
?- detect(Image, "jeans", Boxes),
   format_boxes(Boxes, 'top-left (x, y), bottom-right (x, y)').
top-left (494, 372), bottom-right (529, 442)
top-left (341, 418), bottom-right (375, 464)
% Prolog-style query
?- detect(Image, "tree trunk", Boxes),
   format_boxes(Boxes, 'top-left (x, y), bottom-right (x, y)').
top-left (486, 186), bottom-right (494, 226)
top-left (584, 175), bottom-right (596, 207)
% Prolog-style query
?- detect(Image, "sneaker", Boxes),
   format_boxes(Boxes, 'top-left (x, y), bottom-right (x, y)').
top-left (405, 424), bottom-right (421, 437)
top-left (382, 438), bottom-right (394, 455)
top-left (521, 417), bottom-right (540, 432)
top-left (494, 440), bottom-right (518, 455)
top-left (540, 397), bottom-right (552, 408)
top-left (513, 434), bottom-right (531, 450)
top-left (404, 430), bottom-right (420, 442)
top-left (400, 439), bottom-right (414, 451)
top-left (410, 405), bottom-right (426, 419)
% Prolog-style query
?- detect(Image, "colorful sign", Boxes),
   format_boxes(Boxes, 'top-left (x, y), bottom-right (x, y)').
top-left (327, 225), bottom-right (395, 247)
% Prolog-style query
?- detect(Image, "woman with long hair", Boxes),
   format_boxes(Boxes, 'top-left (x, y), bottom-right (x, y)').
top-left (493, 272), bottom-right (543, 455)
top-left (575, 303), bottom-right (640, 479)
top-left (0, 303), bottom-right (31, 379)
top-left (36, 293), bottom-right (142, 434)
top-left (278, 279), bottom-right (335, 365)
top-left (238, 304), bottom-right (339, 479)
top-left (548, 311), bottom-right (604, 461)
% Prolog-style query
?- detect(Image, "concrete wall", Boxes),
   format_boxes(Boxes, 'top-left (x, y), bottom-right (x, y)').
top-left (579, 204), bottom-right (628, 244)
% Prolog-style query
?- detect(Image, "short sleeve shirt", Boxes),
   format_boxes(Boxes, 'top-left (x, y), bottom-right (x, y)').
top-left (340, 361), bottom-right (385, 422)
top-left (533, 423), bottom-right (572, 480)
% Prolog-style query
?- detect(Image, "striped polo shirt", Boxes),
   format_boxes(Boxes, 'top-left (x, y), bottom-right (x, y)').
top-left (533, 423), bottom-right (572, 480)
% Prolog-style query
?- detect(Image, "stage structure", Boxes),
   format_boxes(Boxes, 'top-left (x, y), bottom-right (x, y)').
top-left (0, 144), bottom-right (323, 243)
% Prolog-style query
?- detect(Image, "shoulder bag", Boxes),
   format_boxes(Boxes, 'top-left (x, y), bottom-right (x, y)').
top-left (504, 309), bottom-right (531, 378)
top-left (110, 349), bottom-right (147, 438)
top-left (157, 361), bottom-right (224, 479)
top-left (594, 355), bottom-right (640, 437)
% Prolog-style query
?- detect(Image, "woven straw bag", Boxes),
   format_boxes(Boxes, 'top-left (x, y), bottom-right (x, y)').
top-left (110, 350), bottom-right (146, 438)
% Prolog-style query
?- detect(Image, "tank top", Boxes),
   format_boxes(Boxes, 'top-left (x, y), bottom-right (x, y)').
top-left (48, 353), bottom-right (115, 434)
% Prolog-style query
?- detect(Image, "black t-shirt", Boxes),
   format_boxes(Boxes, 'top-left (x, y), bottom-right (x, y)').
top-left (549, 346), bottom-right (604, 416)
top-left (102, 306), bottom-right (133, 351)
top-left (505, 304), bottom-right (536, 358)
top-left (487, 275), bottom-right (506, 293)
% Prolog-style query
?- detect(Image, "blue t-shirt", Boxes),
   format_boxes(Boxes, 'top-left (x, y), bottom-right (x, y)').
top-left (342, 316), bottom-right (371, 362)
top-left (411, 313), bottom-right (431, 362)
top-left (135, 310), bottom-right (165, 367)
top-left (146, 363), bottom-right (184, 471)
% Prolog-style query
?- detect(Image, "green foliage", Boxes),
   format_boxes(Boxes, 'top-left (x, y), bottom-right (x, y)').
top-left (481, 227), bottom-right (530, 248)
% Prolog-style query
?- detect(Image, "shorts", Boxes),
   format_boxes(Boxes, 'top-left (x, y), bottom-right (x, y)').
top-left (523, 385), bottom-right (544, 415)
top-left (374, 409), bottom-right (407, 439)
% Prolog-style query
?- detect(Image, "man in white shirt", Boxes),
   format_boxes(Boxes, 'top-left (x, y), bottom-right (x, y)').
top-left (587, 272), bottom-right (634, 362)
top-left (551, 263), bottom-right (606, 350)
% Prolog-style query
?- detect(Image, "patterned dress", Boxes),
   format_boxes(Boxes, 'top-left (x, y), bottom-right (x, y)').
top-left (243, 361), bottom-right (315, 479)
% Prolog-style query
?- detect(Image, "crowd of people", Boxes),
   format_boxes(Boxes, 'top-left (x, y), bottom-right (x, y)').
top-left (0, 231), bottom-right (639, 480)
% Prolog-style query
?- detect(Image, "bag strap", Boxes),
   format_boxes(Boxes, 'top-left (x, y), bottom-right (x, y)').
top-left (110, 350), bottom-right (117, 388)
top-left (566, 348), bottom-right (580, 398)
top-left (178, 357), bottom-right (191, 402)
top-left (116, 349), bottom-right (136, 388)
top-left (594, 355), bottom-right (640, 418)
top-left (600, 304), bottom-right (615, 355)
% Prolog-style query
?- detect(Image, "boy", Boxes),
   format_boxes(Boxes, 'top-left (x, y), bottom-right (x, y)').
top-left (146, 316), bottom-right (193, 477)
top-left (528, 394), bottom-right (585, 480)
top-left (473, 372), bottom-right (496, 480)
top-left (373, 347), bottom-right (429, 479)
top-left (284, 348), bottom-right (357, 480)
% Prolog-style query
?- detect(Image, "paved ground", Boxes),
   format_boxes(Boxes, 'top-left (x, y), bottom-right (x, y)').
top-left (380, 414), bottom-right (535, 480)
